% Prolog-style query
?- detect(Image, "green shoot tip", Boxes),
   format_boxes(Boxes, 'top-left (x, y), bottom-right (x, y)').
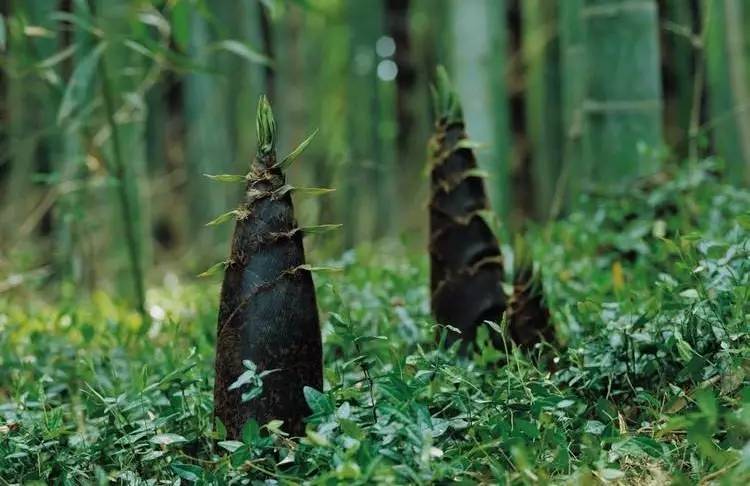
top-left (432, 65), bottom-right (463, 124)
top-left (256, 95), bottom-right (277, 156)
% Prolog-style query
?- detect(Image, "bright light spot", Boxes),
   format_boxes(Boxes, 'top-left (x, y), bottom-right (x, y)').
top-left (375, 36), bottom-right (396, 58)
top-left (149, 305), bottom-right (166, 321)
top-left (377, 59), bottom-right (398, 81)
top-left (164, 272), bottom-right (180, 291)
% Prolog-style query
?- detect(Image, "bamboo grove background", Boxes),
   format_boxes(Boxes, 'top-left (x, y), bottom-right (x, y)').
top-left (1, 0), bottom-right (749, 306)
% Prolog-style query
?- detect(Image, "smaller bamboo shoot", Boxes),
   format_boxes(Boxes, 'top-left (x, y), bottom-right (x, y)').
top-left (507, 236), bottom-right (554, 349)
top-left (428, 68), bottom-right (506, 351)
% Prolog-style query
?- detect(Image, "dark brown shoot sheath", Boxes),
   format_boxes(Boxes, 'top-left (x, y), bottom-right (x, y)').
top-left (213, 97), bottom-right (322, 439)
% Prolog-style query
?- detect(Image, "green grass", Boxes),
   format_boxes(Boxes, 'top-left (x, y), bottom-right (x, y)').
top-left (1, 160), bottom-right (750, 484)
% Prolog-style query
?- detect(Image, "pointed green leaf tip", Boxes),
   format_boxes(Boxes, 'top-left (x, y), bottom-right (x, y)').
top-left (431, 66), bottom-right (463, 124)
top-left (256, 95), bottom-right (277, 156)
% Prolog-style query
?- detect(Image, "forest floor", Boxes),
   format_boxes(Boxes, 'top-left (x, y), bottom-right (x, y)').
top-left (1, 159), bottom-right (749, 484)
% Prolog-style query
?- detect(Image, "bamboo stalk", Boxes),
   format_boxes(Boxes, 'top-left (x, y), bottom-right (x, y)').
top-left (557, 0), bottom-right (585, 211)
top-left (722, 0), bottom-right (750, 180)
top-left (523, 0), bottom-right (562, 218)
top-left (184, 9), bottom-right (233, 253)
top-left (582, 0), bottom-right (663, 184)
top-left (661, 0), bottom-right (699, 155)
top-left (98, 55), bottom-right (148, 326)
top-left (449, 0), bottom-right (511, 218)
top-left (704, 0), bottom-right (750, 181)
top-left (342, 0), bottom-right (383, 246)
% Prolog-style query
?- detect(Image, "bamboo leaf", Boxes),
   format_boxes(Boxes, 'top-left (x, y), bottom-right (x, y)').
top-left (198, 260), bottom-right (230, 278)
top-left (455, 139), bottom-right (486, 151)
top-left (300, 224), bottom-right (342, 235)
top-left (24, 26), bottom-right (55, 38)
top-left (203, 173), bottom-right (248, 183)
top-left (293, 187), bottom-right (336, 197)
top-left (137, 10), bottom-right (170, 37)
top-left (37, 44), bottom-right (77, 69)
top-left (462, 168), bottom-right (489, 179)
top-left (294, 264), bottom-right (343, 273)
top-left (274, 184), bottom-right (294, 198)
top-left (123, 40), bottom-right (158, 62)
top-left (274, 185), bottom-right (335, 198)
top-left (58, 42), bottom-right (106, 124)
top-left (206, 210), bottom-right (239, 226)
top-left (273, 129), bottom-right (319, 171)
top-left (215, 40), bottom-right (272, 66)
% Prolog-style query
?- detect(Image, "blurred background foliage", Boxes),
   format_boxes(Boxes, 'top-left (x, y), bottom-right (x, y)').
top-left (0, 0), bottom-right (749, 308)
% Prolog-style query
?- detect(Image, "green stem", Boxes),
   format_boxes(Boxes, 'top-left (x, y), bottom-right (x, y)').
top-left (723, 0), bottom-right (750, 177)
top-left (98, 56), bottom-right (148, 326)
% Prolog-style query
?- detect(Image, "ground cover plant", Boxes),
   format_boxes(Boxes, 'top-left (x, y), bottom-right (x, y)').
top-left (1, 159), bottom-right (749, 484)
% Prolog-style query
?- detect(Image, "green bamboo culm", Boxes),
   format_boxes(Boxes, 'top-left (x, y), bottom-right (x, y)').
top-left (582, 0), bottom-right (663, 185)
top-left (661, 0), bottom-right (698, 155)
top-left (559, 0), bottom-right (585, 208)
top-left (213, 96), bottom-right (323, 439)
top-left (448, 0), bottom-right (511, 218)
top-left (704, 0), bottom-right (750, 183)
top-left (523, 0), bottom-right (563, 218)
top-left (429, 67), bottom-right (506, 352)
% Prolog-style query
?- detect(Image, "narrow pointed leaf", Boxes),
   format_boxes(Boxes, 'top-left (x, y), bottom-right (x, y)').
top-left (214, 39), bottom-right (272, 66)
top-left (273, 129), bottom-right (319, 171)
top-left (454, 139), bottom-right (486, 151)
top-left (462, 168), bottom-right (490, 179)
top-left (204, 173), bottom-right (248, 183)
top-left (37, 44), bottom-right (77, 69)
top-left (294, 264), bottom-right (343, 273)
top-left (206, 210), bottom-right (239, 227)
top-left (198, 260), bottom-right (230, 278)
top-left (274, 185), bottom-right (335, 198)
top-left (57, 42), bottom-right (106, 123)
top-left (300, 224), bottom-right (342, 235)
top-left (291, 187), bottom-right (336, 197)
